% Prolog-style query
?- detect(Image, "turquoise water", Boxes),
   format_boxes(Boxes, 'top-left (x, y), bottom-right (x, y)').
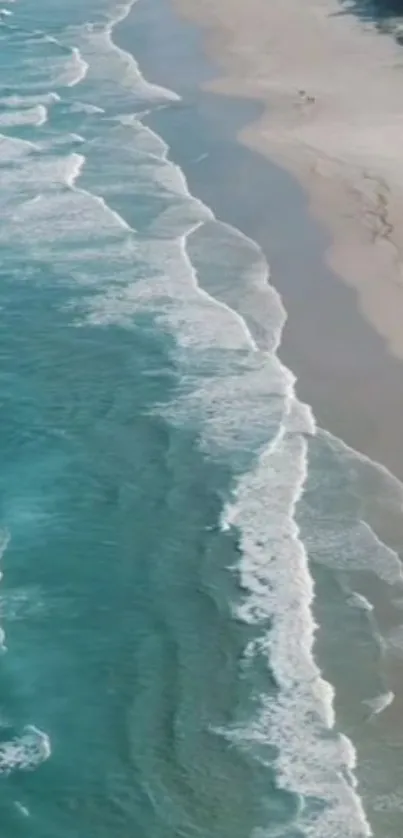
top-left (1, 0), bottom-right (403, 836)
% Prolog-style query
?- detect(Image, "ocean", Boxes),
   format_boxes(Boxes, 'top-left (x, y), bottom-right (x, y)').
top-left (1, 0), bottom-right (403, 835)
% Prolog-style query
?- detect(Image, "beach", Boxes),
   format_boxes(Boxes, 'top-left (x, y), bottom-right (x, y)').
top-left (1, 0), bottom-right (403, 835)
top-left (137, 0), bottom-right (403, 482)
top-left (117, 1), bottom-right (403, 833)
top-left (172, 0), bottom-right (403, 350)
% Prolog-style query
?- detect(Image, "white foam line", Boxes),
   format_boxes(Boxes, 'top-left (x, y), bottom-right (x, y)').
top-left (116, 113), bottom-right (176, 167)
top-left (358, 519), bottom-right (403, 584)
top-left (72, 183), bottom-right (133, 233)
top-left (116, 109), bottom-right (288, 358)
top-left (66, 46), bottom-right (89, 87)
top-left (180, 224), bottom-right (258, 353)
top-left (36, 104), bottom-right (47, 126)
top-left (347, 592), bottom-right (374, 613)
top-left (0, 725), bottom-right (51, 775)
top-left (19, 6), bottom-right (373, 833)
top-left (70, 101), bottom-right (104, 114)
top-left (0, 536), bottom-right (50, 778)
top-left (0, 92), bottom-right (60, 107)
top-left (135, 102), bottom-right (172, 121)
top-left (0, 530), bottom-right (10, 654)
top-left (0, 132), bottom-right (38, 153)
top-left (221, 419), bottom-right (371, 836)
top-left (112, 113), bottom-right (287, 361)
top-left (14, 801), bottom-right (30, 818)
top-left (116, 108), bottom-right (289, 359)
top-left (0, 104), bottom-right (48, 127)
top-left (320, 427), bottom-right (403, 505)
top-left (214, 219), bottom-right (288, 353)
top-left (94, 25), bottom-right (369, 835)
top-left (104, 0), bottom-right (180, 103)
top-left (363, 690), bottom-right (395, 718)
top-left (64, 151), bottom-right (85, 188)
top-left (55, 149), bottom-right (133, 232)
top-left (0, 529), bottom-right (8, 563)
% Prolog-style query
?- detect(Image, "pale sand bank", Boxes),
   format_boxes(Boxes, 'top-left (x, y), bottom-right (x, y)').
top-left (172, 0), bottom-right (403, 362)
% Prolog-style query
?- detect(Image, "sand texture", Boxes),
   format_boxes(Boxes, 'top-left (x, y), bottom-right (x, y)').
top-left (173, 0), bottom-right (403, 360)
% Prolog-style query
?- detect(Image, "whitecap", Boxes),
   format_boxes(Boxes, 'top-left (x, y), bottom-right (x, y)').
top-left (64, 151), bottom-right (85, 187)
top-left (0, 725), bottom-right (51, 775)
top-left (14, 801), bottom-right (30, 818)
top-left (65, 46), bottom-right (89, 87)
top-left (69, 101), bottom-right (105, 114)
top-left (0, 104), bottom-right (47, 126)
top-left (0, 92), bottom-right (60, 108)
top-left (347, 592), bottom-right (374, 612)
top-left (363, 690), bottom-right (395, 717)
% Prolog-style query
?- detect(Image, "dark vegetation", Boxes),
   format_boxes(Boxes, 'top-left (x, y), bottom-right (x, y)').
top-left (338, 0), bottom-right (403, 41)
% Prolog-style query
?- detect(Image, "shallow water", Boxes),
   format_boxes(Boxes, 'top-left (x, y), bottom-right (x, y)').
top-left (1, 0), bottom-right (403, 836)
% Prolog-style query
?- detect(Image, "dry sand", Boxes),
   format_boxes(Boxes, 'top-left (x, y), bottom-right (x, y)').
top-left (172, 0), bottom-right (403, 362)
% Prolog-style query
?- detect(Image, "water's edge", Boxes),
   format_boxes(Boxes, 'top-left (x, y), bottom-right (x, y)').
top-left (1, 0), bottom-right (403, 835)
top-left (114, 2), bottom-right (403, 836)
top-left (120, 0), bottom-right (403, 485)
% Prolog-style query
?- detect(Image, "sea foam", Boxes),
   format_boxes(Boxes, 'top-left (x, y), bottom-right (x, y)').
top-left (0, 0), bottom-right (382, 833)
top-left (60, 8), bottom-right (373, 834)
top-left (0, 725), bottom-right (51, 775)
top-left (219, 396), bottom-right (371, 837)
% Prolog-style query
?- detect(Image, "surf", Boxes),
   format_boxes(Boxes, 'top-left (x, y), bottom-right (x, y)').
top-left (1, 1), bottom-right (403, 836)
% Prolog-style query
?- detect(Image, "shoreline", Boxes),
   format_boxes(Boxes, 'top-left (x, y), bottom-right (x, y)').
top-left (171, 0), bottom-right (403, 360)
top-left (117, 0), bottom-right (403, 485)
top-left (112, 2), bottom-right (403, 833)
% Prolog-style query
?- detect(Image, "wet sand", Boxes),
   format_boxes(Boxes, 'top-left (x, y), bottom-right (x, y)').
top-left (120, 0), bottom-right (403, 484)
top-left (172, 0), bottom-right (403, 360)
top-left (117, 2), bottom-right (403, 832)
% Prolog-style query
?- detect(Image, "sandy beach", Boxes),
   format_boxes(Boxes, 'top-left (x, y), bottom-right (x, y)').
top-left (117, 4), bottom-right (403, 834)
top-left (172, 0), bottom-right (403, 354)
top-left (130, 0), bottom-right (403, 486)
